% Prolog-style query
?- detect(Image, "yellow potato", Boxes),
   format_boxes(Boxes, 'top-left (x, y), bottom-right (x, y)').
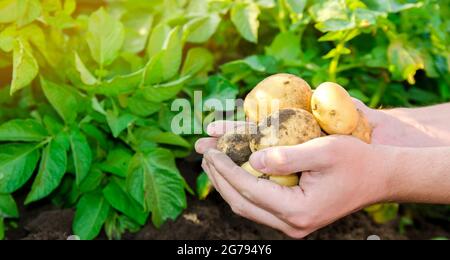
top-left (249, 108), bottom-right (321, 152)
top-left (241, 162), bottom-right (299, 187)
top-left (244, 74), bottom-right (312, 123)
top-left (217, 125), bottom-right (256, 166)
top-left (311, 82), bottom-right (359, 135)
top-left (351, 109), bottom-right (373, 143)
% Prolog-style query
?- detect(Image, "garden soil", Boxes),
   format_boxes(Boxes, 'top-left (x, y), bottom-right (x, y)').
top-left (5, 156), bottom-right (449, 240)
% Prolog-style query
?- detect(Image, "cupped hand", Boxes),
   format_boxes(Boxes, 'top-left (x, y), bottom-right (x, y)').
top-left (195, 120), bottom-right (395, 238)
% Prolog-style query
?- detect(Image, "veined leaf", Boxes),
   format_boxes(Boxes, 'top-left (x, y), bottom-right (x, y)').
top-left (141, 75), bottom-right (190, 103)
top-left (0, 119), bottom-right (48, 142)
top-left (41, 78), bottom-right (80, 124)
top-left (98, 146), bottom-right (132, 178)
top-left (127, 148), bottom-right (186, 227)
top-left (133, 127), bottom-right (191, 149)
top-left (184, 14), bottom-right (221, 43)
top-left (73, 192), bottom-right (111, 240)
top-left (106, 110), bottom-right (135, 138)
top-left (231, 2), bottom-right (260, 43)
top-left (144, 26), bottom-right (183, 85)
top-left (86, 7), bottom-right (125, 66)
top-left (25, 137), bottom-right (68, 204)
top-left (181, 48), bottom-right (214, 77)
top-left (103, 178), bottom-right (149, 225)
top-left (0, 143), bottom-right (40, 193)
top-left (11, 40), bottom-right (38, 95)
top-left (70, 128), bottom-right (92, 185)
top-left (74, 52), bottom-right (98, 85)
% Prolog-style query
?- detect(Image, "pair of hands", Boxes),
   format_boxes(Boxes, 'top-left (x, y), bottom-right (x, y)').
top-left (195, 101), bottom-right (442, 238)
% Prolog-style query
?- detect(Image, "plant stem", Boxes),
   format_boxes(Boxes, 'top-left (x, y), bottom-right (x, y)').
top-left (328, 31), bottom-right (352, 82)
top-left (369, 81), bottom-right (387, 108)
top-left (277, 0), bottom-right (287, 33)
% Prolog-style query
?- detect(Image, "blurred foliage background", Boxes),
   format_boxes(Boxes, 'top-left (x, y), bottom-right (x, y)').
top-left (0, 0), bottom-right (448, 240)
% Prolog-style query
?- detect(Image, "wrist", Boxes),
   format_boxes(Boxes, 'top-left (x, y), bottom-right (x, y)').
top-left (369, 144), bottom-right (406, 204)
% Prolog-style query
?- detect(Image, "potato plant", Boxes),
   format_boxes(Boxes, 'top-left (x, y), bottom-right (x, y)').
top-left (0, 0), bottom-right (449, 239)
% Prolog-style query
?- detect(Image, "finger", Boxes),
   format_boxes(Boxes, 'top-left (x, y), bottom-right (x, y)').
top-left (207, 163), bottom-right (300, 236)
top-left (204, 149), bottom-right (305, 218)
top-left (206, 120), bottom-right (255, 137)
top-left (249, 138), bottom-right (332, 174)
top-left (201, 159), bottom-right (217, 187)
top-left (195, 138), bottom-right (218, 154)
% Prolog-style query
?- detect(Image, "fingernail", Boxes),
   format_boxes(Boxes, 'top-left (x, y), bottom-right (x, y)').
top-left (249, 151), bottom-right (266, 171)
top-left (206, 123), bottom-right (220, 136)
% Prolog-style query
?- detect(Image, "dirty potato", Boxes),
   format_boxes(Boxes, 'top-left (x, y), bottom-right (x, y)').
top-left (244, 74), bottom-right (312, 123)
top-left (217, 125), bottom-right (256, 166)
top-left (351, 109), bottom-right (373, 143)
top-left (249, 108), bottom-right (321, 152)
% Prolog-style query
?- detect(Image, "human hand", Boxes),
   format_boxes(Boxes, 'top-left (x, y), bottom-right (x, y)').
top-left (195, 121), bottom-right (395, 238)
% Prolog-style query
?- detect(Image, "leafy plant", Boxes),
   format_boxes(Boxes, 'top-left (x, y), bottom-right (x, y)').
top-left (0, 0), bottom-right (448, 240)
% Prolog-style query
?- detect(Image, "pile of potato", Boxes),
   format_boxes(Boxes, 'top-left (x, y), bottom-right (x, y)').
top-left (217, 74), bottom-right (373, 186)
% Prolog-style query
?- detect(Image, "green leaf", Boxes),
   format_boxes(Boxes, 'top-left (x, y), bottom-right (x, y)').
top-left (231, 2), bottom-right (260, 43)
top-left (133, 127), bottom-right (191, 149)
top-left (0, 143), bottom-right (40, 193)
top-left (11, 40), bottom-right (38, 95)
top-left (143, 26), bottom-right (183, 84)
top-left (196, 172), bottom-right (213, 200)
top-left (69, 128), bottom-right (92, 185)
top-left (25, 137), bottom-right (68, 204)
top-left (0, 194), bottom-right (19, 218)
top-left (73, 192), bottom-right (111, 240)
top-left (146, 23), bottom-right (171, 58)
top-left (265, 31), bottom-right (301, 63)
top-left (0, 0), bottom-right (42, 26)
top-left (128, 92), bottom-right (161, 117)
top-left (0, 25), bottom-right (16, 52)
top-left (103, 178), bottom-right (149, 225)
top-left (184, 14), bottom-right (221, 43)
top-left (18, 0), bottom-right (42, 27)
top-left (364, 0), bottom-right (422, 13)
top-left (41, 78), bottom-right (79, 124)
top-left (74, 52), bottom-right (98, 85)
top-left (0, 119), bottom-right (48, 142)
top-left (79, 166), bottom-right (104, 193)
top-left (122, 11), bottom-right (153, 53)
top-left (141, 75), bottom-right (190, 103)
top-left (285, 0), bottom-right (307, 14)
top-left (127, 148), bottom-right (186, 227)
top-left (98, 146), bottom-right (133, 178)
top-left (96, 69), bottom-right (144, 96)
top-left (365, 203), bottom-right (399, 224)
top-left (106, 110), bottom-right (135, 138)
top-left (0, 0), bottom-right (17, 23)
top-left (204, 75), bottom-right (239, 109)
top-left (181, 47), bottom-right (214, 77)
top-left (388, 39), bottom-right (424, 84)
top-left (309, 0), bottom-right (348, 22)
top-left (86, 7), bottom-right (125, 66)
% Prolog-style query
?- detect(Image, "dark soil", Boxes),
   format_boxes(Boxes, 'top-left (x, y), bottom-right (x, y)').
top-left (4, 155), bottom-right (449, 240)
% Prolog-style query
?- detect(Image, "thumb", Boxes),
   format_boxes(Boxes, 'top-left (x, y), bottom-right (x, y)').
top-left (249, 140), bottom-right (327, 175)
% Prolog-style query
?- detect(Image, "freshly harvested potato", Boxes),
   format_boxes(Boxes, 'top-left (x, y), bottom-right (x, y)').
top-left (217, 125), bottom-right (256, 166)
top-left (351, 109), bottom-right (373, 143)
top-left (311, 82), bottom-right (359, 135)
top-left (244, 73), bottom-right (312, 123)
top-left (241, 162), bottom-right (299, 187)
top-left (250, 108), bottom-right (321, 152)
